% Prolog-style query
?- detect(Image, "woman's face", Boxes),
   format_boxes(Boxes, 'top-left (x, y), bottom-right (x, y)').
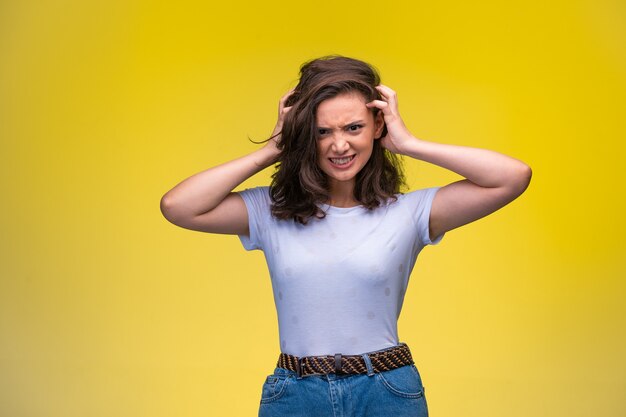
top-left (315, 91), bottom-right (384, 190)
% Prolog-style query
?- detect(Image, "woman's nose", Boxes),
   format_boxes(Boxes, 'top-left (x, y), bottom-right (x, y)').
top-left (331, 133), bottom-right (350, 153)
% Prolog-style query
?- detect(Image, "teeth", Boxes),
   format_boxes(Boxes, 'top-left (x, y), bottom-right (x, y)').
top-left (330, 156), bottom-right (353, 165)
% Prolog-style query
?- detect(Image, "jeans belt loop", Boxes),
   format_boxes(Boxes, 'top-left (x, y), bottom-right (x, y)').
top-left (296, 357), bottom-right (305, 378)
top-left (334, 353), bottom-right (342, 374)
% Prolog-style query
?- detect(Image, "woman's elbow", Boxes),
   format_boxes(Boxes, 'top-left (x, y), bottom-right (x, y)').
top-left (510, 163), bottom-right (532, 197)
top-left (160, 194), bottom-right (183, 224)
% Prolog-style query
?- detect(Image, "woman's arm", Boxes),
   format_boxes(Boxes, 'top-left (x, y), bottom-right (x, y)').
top-left (160, 146), bottom-right (278, 235)
top-left (367, 85), bottom-right (532, 241)
top-left (160, 90), bottom-right (293, 235)
top-left (401, 140), bottom-right (531, 241)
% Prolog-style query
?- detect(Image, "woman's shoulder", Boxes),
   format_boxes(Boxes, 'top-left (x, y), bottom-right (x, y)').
top-left (238, 185), bottom-right (271, 198)
top-left (392, 186), bottom-right (441, 206)
top-left (236, 185), bottom-right (272, 212)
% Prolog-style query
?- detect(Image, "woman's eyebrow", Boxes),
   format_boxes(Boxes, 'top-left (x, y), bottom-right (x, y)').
top-left (316, 120), bottom-right (366, 129)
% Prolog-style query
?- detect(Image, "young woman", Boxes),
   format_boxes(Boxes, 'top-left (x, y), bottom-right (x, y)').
top-left (160, 55), bottom-right (532, 417)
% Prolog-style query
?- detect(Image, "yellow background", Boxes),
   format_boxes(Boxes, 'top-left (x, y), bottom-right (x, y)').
top-left (1, 0), bottom-right (625, 416)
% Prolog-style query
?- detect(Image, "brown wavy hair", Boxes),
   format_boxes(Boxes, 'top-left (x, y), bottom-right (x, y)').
top-left (268, 55), bottom-right (406, 224)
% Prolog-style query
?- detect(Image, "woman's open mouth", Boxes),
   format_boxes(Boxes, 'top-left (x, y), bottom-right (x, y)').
top-left (329, 154), bottom-right (356, 168)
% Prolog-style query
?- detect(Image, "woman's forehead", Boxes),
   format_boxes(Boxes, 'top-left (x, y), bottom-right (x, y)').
top-left (316, 93), bottom-right (371, 126)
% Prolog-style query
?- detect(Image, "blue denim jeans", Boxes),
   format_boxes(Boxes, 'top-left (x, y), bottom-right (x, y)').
top-left (258, 347), bottom-right (429, 417)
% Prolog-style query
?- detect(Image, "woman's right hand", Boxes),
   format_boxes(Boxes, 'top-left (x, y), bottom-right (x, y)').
top-left (265, 88), bottom-right (295, 156)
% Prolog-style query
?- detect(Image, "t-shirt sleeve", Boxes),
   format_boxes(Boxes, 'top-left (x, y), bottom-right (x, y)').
top-left (403, 186), bottom-right (445, 246)
top-left (237, 186), bottom-right (271, 251)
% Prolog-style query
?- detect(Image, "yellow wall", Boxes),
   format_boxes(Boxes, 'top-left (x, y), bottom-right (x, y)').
top-left (1, 1), bottom-right (624, 416)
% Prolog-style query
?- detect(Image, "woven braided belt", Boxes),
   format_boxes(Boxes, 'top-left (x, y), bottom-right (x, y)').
top-left (277, 342), bottom-right (414, 377)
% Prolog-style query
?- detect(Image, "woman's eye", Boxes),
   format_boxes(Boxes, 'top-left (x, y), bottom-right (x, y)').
top-left (348, 125), bottom-right (363, 132)
top-left (318, 129), bottom-right (329, 135)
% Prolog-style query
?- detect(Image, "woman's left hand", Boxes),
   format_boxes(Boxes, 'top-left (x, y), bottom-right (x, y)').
top-left (366, 84), bottom-right (416, 155)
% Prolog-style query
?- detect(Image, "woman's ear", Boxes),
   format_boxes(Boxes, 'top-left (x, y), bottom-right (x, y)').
top-left (373, 110), bottom-right (385, 139)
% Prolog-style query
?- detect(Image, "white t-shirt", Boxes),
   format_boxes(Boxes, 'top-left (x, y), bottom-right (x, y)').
top-left (238, 186), bottom-right (444, 357)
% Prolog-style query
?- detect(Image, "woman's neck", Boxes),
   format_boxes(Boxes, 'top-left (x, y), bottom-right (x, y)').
top-left (327, 180), bottom-right (358, 207)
